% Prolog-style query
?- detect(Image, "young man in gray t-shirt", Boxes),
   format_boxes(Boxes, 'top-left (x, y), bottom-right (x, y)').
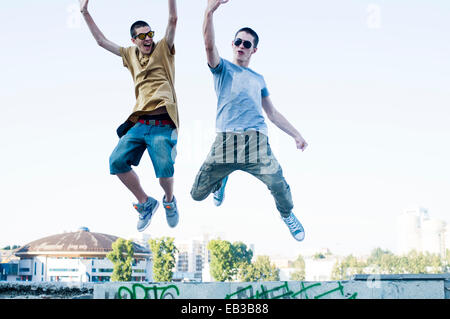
top-left (190, 0), bottom-right (309, 242)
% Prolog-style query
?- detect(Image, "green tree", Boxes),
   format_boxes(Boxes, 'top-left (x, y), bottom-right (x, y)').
top-left (313, 253), bottom-right (326, 260)
top-left (290, 254), bottom-right (306, 281)
top-left (444, 249), bottom-right (450, 272)
top-left (107, 238), bottom-right (134, 282)
top-left (207, 239), bottom-right (253, 282)
top-left (405, 250), bottom-right (427, 273)
top-left (427, 253), bottom-right (444, 273)
top-left (331, 255), bottom-right (366, 280)
top-left (149, 237), bottom-right (178, 282)
top-left (381, 253), bottom-right (402, 273)
top-left (331, 248), bottom-right (447, 279)
top-left (366, 247), bottom-right (396, 273)
top-left (402, 250), bottom-right (443, 274)
top-left (208, 240), bottom-right (235, 281)
top-left (367, 248), bottom-right (393, 264)
top-left (239, 256), bottom-right (280, 282)
top-left (232, 241), bottom-right (253, 278)
top-left (331, 259), bottom-right (346, 280)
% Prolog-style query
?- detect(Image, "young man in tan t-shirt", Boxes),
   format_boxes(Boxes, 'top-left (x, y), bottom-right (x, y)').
top-left (80, 0), bottom-right (180, 232)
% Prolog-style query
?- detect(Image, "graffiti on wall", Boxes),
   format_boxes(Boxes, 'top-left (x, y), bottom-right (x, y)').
top-left (113, 281), bottom-right (358, 299)
top-left (117, 283), bottom-right (180, 299)
top-left (225, 281), bottom-right (358, 299)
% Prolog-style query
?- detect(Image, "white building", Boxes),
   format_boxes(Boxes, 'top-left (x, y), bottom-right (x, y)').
top-left (0, 249), bottom-right (20, 281)
top-left (9, 227), bottom-right (152, 282)
top-left (269, 250), bottom-right (340, 282)
top-left (173, 234), bottom-right (214, 282)
top-left (304, 256), bottom-right (339, 281)
top-left (174, 239), bottom-right (204, 282)
top-left (396, 207), bottom-right (447, 257)
top-left (268, 259), bottom-right (292, 281)
top-left (421, 218), bottom-right (446, 256)
top-left (446, 224), bottom-right (450, 256)
top-left (397, 208), bottom-right (423, 254)
top-left (172, 233), bottom-right (252, 282)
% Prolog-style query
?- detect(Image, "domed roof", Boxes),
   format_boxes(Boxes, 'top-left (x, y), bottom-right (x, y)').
top-left (15, 229), bottom-right (150, 257)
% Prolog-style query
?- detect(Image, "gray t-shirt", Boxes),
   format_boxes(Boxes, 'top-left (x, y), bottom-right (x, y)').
top-left (210, 58), bottom-right (269, 135)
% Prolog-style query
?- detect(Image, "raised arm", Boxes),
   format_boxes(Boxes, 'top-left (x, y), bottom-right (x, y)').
top-left (262, 96), bottom-right (308, 151)
top-left (203, 0), bottom-right (229, 68)
top-left (80, 0), bottom-right (121, 57)
top-left (164, 0), bottom-right (178, 50)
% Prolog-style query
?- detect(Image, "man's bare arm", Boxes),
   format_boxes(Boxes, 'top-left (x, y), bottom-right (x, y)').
top-left (165, 0), bottom-right (178, 50)
top-left (203, 0), bottom-right (229, 68)
top-left (262, 96), bottom-right (308, 151)
top-left (80, 0), bottom-right (121, 57)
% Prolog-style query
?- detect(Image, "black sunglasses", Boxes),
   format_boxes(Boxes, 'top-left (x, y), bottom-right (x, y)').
top-left (234, 38), bottom-right (253, 49)
top-left (133, 31), bottom-right (155, 40)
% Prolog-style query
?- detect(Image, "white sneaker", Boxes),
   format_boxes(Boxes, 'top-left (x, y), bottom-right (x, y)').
top-left (282, 213), bottom-right (305, 241)
top-left (163, 195), bottom-right (179, 228)
top-left (213, 176), bottom-right (228, 207)
top-left (133, 197), bottom-right (159, 232)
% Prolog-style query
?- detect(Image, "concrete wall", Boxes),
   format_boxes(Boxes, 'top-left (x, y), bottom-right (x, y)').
top-left (1, 274), bottom-right (449, 299)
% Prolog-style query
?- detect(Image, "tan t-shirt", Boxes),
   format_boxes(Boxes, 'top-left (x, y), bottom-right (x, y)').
top-left (120, 37), bottom-right (179, 128)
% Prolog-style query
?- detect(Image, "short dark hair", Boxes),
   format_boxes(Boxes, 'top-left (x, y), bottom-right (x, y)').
top-left (234, 27), bottom-right (259, 48)
top-left (130, 20), bottom-right (150, 38)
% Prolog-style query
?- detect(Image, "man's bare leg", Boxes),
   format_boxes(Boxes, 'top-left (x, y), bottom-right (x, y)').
top-left (117, 170), bottom-right (148, 204)
top-left (159, 177), bottom-right (174, 202)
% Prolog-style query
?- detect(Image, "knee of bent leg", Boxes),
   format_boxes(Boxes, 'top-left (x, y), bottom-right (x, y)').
top-left (268, 178), bottom-right (290, 194)
top-left (190, 187), bottom-right (209, 202)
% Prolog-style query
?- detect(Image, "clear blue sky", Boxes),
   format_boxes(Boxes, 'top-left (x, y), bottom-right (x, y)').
top-left (1, 0), bottom-right (449, 258)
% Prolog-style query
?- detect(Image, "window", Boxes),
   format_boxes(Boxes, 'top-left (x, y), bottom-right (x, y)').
top-left (98, 268), bottom-right (113, 273)
top-left (92, 276), bottom-right (111, 282)
top-left (133, 269), bottom-right (146, 273)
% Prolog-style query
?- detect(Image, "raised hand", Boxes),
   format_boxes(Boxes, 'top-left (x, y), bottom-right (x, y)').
top-left (204, 0), bottom-right (228, 68)
top-left (206, 0), bottom-right (230, 13)
top-left (79, 0), bottom-right (89, 13)
top-left (79, 0), bottom-right (121, 56)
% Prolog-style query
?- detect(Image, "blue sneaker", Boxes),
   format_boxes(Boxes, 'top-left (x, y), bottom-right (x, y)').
top-left (133, 197), bottom-right (159, 232)
top-left (163, 195), bottom-right (179, 228)
top-left (282, 213), bottom-right (305, 241)
top-left (213, 176), bottom-right (228, 207)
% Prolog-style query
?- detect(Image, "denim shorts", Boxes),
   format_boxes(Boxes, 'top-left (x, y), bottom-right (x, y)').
top-left (109, 122), bottom-right (178, 178)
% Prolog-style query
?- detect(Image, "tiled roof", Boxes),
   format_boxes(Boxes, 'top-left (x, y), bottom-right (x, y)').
top-left (15, 229), bottom-right (149, 256)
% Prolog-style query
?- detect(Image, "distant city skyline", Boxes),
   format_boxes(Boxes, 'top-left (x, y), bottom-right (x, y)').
top-left (2, 205), bottom-right (448, 261)
top-left (2, 220), bottom-right (447, 284)
top-left (397, 207), bottom-right (449, 257)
